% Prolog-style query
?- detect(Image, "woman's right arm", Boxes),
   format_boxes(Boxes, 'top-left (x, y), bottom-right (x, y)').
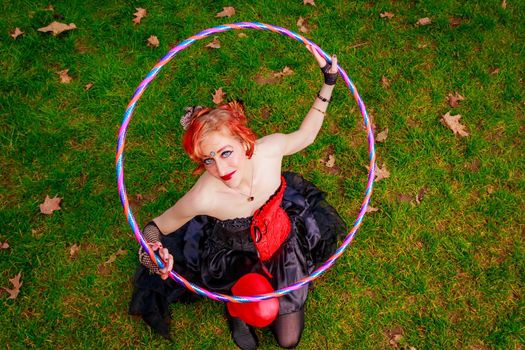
top-left (139, 187), bottom-right (213, 279)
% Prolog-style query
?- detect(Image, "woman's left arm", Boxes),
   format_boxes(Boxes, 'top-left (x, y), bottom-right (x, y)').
top-left (264, 45), bottom-right (338, 156)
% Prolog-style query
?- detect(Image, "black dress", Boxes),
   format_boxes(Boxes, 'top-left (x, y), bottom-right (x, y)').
top-left (129, 172), bottom-right (346, 338)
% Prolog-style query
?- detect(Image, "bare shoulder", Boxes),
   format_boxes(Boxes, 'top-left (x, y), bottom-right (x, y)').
top-left (256, 133), bottom-right (287, 157)
top-left (153, 174), bottom-right (215, 234)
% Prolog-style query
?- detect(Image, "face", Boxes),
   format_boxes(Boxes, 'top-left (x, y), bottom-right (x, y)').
top-left (199, 130), bottom-right (248, 188)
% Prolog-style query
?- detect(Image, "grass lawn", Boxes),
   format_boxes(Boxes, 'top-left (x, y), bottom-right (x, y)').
top-left (1, 0), bottom-right (523, 349)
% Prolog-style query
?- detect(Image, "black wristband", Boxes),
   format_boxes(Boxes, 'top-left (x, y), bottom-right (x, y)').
top-left (317, 91), bottom-right (331, 103)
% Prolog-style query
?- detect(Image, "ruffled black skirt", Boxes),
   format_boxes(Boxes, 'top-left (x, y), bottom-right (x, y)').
top-left (129, 172), bottom-right (346, 338)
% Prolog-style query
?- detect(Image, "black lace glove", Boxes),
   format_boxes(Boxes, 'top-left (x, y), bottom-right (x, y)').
top-left (321, 59), bottom-right (338, 85)
top-left (138, 222), bottom-right (163, 274)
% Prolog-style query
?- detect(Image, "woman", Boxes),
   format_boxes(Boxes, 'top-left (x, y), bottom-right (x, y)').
top-left (129, 45), bottom-right (346, 349)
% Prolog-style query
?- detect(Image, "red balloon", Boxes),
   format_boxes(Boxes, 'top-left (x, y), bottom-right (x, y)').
top-left (227, 273), bottom-right (280, 328)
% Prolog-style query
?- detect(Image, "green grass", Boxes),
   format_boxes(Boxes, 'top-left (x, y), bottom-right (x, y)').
top-left (1, 0), bottom-right (524, 349)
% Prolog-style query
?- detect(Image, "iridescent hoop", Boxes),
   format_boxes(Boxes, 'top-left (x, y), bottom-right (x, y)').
top-left (116, 22), bottom-right (376, 303)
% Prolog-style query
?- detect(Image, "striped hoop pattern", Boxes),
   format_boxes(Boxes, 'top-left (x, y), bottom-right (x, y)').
top-left (116, 22), bottom-right (376, 303)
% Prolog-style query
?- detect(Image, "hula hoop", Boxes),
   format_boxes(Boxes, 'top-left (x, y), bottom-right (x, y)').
top-left (116, 22), bottom-right (376, 303)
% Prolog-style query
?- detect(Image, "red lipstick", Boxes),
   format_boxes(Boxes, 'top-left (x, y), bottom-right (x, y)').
top-left (221, 171), bottom-right (236, 181)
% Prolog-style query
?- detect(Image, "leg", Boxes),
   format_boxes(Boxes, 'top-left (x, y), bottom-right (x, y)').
top-left (225, 308), bottom-right (258, 350)
top-left (270, 308), bottom-right (305, 349)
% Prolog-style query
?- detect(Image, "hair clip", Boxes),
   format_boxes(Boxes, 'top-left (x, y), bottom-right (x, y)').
top-left (180, 106), bottom-right (204, 130)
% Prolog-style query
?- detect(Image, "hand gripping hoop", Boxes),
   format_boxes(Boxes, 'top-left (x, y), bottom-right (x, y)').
top-left (116, 22), bottom-right (376, 304)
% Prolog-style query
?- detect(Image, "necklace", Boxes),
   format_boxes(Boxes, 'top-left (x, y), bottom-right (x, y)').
top-left (235, 160), bottom-right (255, 202)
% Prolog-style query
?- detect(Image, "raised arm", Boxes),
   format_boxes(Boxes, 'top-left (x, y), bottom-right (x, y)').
top-left (262, 45), bottom-right (338, 156)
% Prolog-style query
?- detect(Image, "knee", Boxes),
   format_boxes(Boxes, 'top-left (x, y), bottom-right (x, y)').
top-left (276, 336), bottom-right (300, 349)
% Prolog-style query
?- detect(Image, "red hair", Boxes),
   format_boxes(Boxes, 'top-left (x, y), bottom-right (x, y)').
top-left (183, 101), bottom-right (257, 174)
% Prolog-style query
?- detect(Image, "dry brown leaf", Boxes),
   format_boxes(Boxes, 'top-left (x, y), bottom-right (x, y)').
top-left (501, 0), bottom-right (507, 9)
top-left (449, 17), bottom-right (462, 28)
top-left (238, 33), bottom-right (248, 38)
top-left (374, 163), bottom-right (390, 182)
top-left (206, 36), bottom-right (221, 49)
top-left (376, 128), bottom-right (389, 142)
top-left (381, 75), bottom-right (390, 88)
top-left (216, 6), bottom-right (235, 17)
top-left (386, 327), bottom-right (404, 347)
top-left (4, 272), bottom-right (22, 299)
top-left (448, 92), bottom-right (465, 108)
top-left (417, 42), bottom-right (428, 49)
top-left (304, 0), bottom-right (316, 6)
top-left (1, 241), bottom-right (9, 249)
top-left (105, 249), bottom-right (128, 265)
top-left (441, 111), bottom-right (469, 137)
top-left (147, 35), bottom-right (159, 48)
top-left (416, 17), bottom-right (432, 26)
top-left (489, 67), bottom-right (500, 75)
top-left (11, 27), bottom-right (24, 39)
top-left (397, 194), bottom-right (413, 203)
top-left (38, 21), bottom-right (76, 36)
top-left (133, 8), bottom-right (147, 25)
top-left (366, 206), bottom-right (379, 213)
top-left (297, 17), bottom-right (310, 33)
top-left (84, 82), bottom-right (93, 91)
top-left (325, 154), bottom-right (336, 168)
top-left (273, 66), bottom-right (294, 79)
top-left (39, 195), bottom-right (62, 214)
top-left (380, 12), bottom-right (395, 18)
top-left (56, 69), bottom-right (72, 83)
top-left (416, 187), bottom-right (429, 204)
top-left (212, 87), bottom-right (226, 104)
top-left (69, 244), bottom-right (80, 259)
top-left (44, 4), bottom-right (54, 11)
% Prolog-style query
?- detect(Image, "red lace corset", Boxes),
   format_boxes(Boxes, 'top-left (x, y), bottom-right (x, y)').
top-left (250, 177), bottom-right (291, 261)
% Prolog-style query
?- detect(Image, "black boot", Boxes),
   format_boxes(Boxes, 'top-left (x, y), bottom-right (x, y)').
top-left (226, 312), bottom-right (258, 350)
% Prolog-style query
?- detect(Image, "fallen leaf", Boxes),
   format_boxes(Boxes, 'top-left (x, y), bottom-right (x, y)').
top-left (386, 327), bottom-right (404, 347)
top-left (254, 67), bottom-right (293, 85)
top-left (374, 163), bottom-right (390, 182)
top-left (416, 17), bottom-right (432, 26)
top-left (4, 272), bottom-right (22, 299)
top-left (325, 154), bottom-right (336, 168)
top-left (206, 36), bottom-right (221, 49)
top-left (441, 111), bottom-right (469, 137)
top-left (366, 206), bottom-right (379, 213)
top-left (260, 106), bottom-right (272, 119)
top-left (448, 92), bottom-right (465, 108)
top-left (380, 12), bottom-right (395, 18)
top-left (1, 241), bottom-right (9, 249)
top-left (415, 187), bottom-right (429, 204)
top-left (238, 33), bottom-right (248, 38)
top-left (44, 4), bottom-right (54, 11)
top-left (97, 264), bottom-right (112, 275)
top-left (147, 35), bottom-right (159, 48)
top-left (133, 8), bottom-right (147, 25)
top-left (84, 82), bottom-right (93, 91)
top-left (157, 185), bottom-right (168, 193)
top-left (489, 67), bottom-right (500, 75)
top-left (69, 244), bottom-right (80, 259)
top-left (449, 17), bottom-right (462, 28)
top-left (38, 21), bottom-right (76, 36)
top-left (216, 6), bottom-right (235, 17)
top-left (212, 87), bottom-right (226, 104)
top-left (487, 185), bottom-right (494, 194)
top-left (39, 195), bottom-right (62, 214)
top-left (467, 159), bottom-right (481, 172)
top-left (105, 249), bottom-right (127, 264)
top-left (304, 0), bottom-right (316, 6)
top-left (10, 27), bottom-right (24, 39)
top-left (376, 128), bottom-right (389, 142)
top-left (417, 42), bottom-right (428, 49)
top-left (501, 0), bottom-right (507, 9)
top-left (56, 69), bottom-right (72, 83)
top-left (397, 194), bottom-right (413, 203)
top-left (381, 75), bottom-right (390, 88)
top-left (273, 66), bottom-right (294, 79)
top-left (297, 17), bottom-right (310, 33)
